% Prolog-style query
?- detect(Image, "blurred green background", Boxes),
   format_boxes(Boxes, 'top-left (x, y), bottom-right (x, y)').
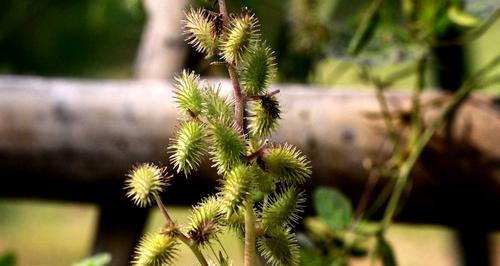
top-left (1, 0), bottom-right (499, 87)
top-left (1, 0), bottom-right (499, 265)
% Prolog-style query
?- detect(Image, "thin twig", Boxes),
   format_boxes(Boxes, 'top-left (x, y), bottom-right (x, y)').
top-left (245, 89), bottom-right (280, 101)
top-left (379, 54), bottom-right (500, 232)
top-left (361, 68), bottom-right (400, 146)
top-left (154, 194), bottom-right (174, 225)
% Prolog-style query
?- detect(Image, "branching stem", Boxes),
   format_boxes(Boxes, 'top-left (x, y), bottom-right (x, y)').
top-left (218, 0), bottom-right (245, 133)
top-left (154, 194), bottom-right (208, 266)
top-left (217, 1), bottom-right (257, 265)
top-left (380, 54), bottom-right (500, 232)
top-left (154, 194), bottom-right (174, 225)
top-left (245, 89), bottom-right (280, 101)
top-left (176, 232), bottom-right (209, 266)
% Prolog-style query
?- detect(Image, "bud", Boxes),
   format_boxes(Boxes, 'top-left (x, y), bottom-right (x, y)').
top-left (240, 43), bottom-right (277, 96)
top-left (257, 228), bottom-right (300, 266)
top-left (125, 163), bottom-right (168, 207)
top-left (133, 233), bottom-right (178, 266)
top-left (183, 8), bottom-right (219, 58)
top-left (187, 196), bottom-right (223, 245)
top-left (173, 70), bottom-right (204, 117)
top-left (169, 121), bottom-right (205, 176)
top-left (261, 187), bottom-right (305, 232)
top-left (209, 121), bottom-right (244, 174)
top-left (221, 12), bottom-right (259, 64)
top-left (220, 164), bottom-right (254, 216)
top-left (249, 95), bottom-right (280, 137)
top-left (263, 144), bottom-right (311, 185)
top-left (202, 85), bottom-right (234, 123)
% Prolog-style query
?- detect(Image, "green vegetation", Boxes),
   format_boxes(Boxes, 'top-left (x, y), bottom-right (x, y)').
top-left (123, 1), bottom-right (311, 265)
top-left (0, 0), bottom-right (499, 265)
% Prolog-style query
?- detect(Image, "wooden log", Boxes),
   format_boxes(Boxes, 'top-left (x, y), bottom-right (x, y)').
top-left (134, 0), bottom-right (188, 79)
top-left (0, 75), bottom-right (499, 228)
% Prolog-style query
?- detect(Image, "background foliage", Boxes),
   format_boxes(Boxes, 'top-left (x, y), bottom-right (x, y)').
top-left (0, 0), bottom-right (500, 265)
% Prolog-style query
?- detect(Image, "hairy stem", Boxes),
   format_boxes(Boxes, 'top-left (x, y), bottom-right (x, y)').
top-left (217, 1), bottom-right (256, 265)
top-left (244, 200), bottom-right (257, 266)
top-left (154, 194), bottom-right (208, 266)
top-left (218, 0), bottom-right (245, 133)
top-left (228, 66), bottom-right (245, 132)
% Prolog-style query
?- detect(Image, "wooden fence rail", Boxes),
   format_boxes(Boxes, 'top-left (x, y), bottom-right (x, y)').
top-left (0, 75), bottom-right (499, 264)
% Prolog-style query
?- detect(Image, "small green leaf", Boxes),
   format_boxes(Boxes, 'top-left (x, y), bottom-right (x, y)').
top-left (313, 187), bottom-right (352, 230)
top-left (448, 5), bottom-right (480, 28)
top-left (347, 0), bottom-right (382, 56)
top-left (376, 236), bottom-right (397, 266)
top-left (72, 253), bottom-right (111, 266)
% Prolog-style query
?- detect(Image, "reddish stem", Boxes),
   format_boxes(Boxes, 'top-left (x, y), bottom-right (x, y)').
top-left (218, 0), bottom-right (245, 134)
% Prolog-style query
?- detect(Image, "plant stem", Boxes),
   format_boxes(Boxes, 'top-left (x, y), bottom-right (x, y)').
top-left (408, 54), bottom-right (427, 145)
top-left (154, 194), bottom-right (174, 225)
top-left (154, 194), bottom-right (209, 266)
top-left (244, 200), bottom-right (257, 266)
top-left (177, 233), bottom-right (209, 266)
top-left (218, 0), bottom-right (245, 133)
top-left (361, 68), bottom-right (400, 147)
top-left (380, 54), bottom-right (500, 231)
top-left (218, 0), bottom-right (229, 24)
top-left (228, 66), bottom-right (245, 132)
top-left (217, 1), bottom-right (257, 265)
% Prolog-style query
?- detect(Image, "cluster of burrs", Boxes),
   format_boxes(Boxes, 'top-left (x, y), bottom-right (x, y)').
top-left (124, 2), bottom-right (311, 266)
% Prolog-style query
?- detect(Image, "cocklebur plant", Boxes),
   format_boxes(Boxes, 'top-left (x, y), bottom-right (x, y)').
top-left (124, 1), bottom-right (311, 265)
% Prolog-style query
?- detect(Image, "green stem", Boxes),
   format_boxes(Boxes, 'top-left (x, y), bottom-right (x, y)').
top-left (408, 54), bottom-right (427, 145)
top-left (380, 54), bottom-right (500, 232)
top-left (360, 67), bottom-right (401, 148)
top-left (177, 233), bottom-right (209, 266)
top-left (243, 200), bottom-right (257, 266)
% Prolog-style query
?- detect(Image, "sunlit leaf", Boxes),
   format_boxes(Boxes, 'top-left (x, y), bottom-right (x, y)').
top-left (448, 5), bottom-right (480, 28)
